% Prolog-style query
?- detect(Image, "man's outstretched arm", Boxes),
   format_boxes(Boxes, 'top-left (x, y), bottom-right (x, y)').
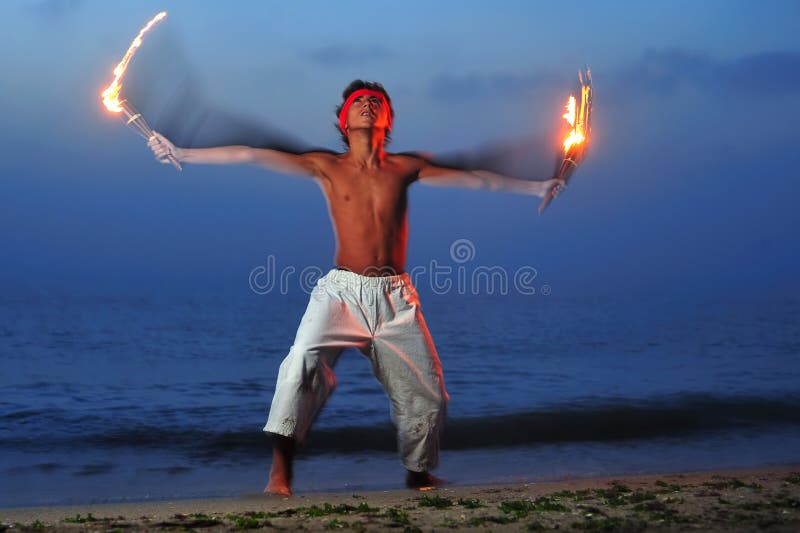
top-left (416, 160), bottom-right (565, 199)
top-left (147, 131), bottom-right (320, 178)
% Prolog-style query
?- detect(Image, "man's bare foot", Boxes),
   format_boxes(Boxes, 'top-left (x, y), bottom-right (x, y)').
top-left (264, 435), bottom-right (295, 496)
top-left (264, 475), bottom-right (292, 496)
top-left (406, 470), bottom-right (446, 490)
top-left (264, 459), bottom-right (293, 496)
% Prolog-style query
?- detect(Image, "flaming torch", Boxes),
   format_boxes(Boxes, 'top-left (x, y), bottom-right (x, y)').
top-left (100, 11), bottom-right (181, 171)
top-left (538, 68), bottom-right (593, 215)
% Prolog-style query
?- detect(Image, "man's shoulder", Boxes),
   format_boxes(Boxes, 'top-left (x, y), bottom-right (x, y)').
top-left (300, 149), bottom-right (342, 163)
top-left (389, 151), bottom-right (428, 161)
top-left (386, 151), bottom-right (430, 169)
top-left (298, 150), bottom-right (344, 176)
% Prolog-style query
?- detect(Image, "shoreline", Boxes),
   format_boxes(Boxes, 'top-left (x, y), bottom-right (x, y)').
top-left (2, 464), bottom-right (799, 531)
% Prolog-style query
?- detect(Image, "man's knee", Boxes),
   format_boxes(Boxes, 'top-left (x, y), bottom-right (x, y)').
top-left (278, 346), bottom-right (336, 392)
top-left (428, 385), bottom-right (448, 415)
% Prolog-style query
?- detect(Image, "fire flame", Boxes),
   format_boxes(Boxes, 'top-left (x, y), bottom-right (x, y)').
top-left (101, 11), bottom-right (167, 113)
top-left (562, 83), bottom-right (590, 153)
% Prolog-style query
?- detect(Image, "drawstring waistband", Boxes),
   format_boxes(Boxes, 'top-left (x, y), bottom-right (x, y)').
top-left (326, 267), bottom-right (410, 289)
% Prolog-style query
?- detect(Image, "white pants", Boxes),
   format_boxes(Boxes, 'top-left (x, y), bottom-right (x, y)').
top-left (264, 268), bottom-right (448, 472)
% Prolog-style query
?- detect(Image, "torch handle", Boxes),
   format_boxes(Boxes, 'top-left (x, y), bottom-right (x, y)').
top-left (121, 101), bottom-right (182, 172)
top-left (162, 154), bottom-right (183, 172)
top-left (537, 152), bottom-right (578, 215)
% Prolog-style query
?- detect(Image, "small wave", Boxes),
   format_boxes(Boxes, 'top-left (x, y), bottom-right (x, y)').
top-left (4, 462), bottom-right (65, 475)
top-left (143, 465), bottom-right (193, 475)
top-left (2, 394), bottom-right (799, 457)
top-left (0, 408), bottom-right (51, 421)
top-left (74, 462), bottom-right (115, 477)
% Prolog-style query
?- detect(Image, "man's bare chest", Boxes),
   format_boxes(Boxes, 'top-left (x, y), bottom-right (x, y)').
top-left (325, 173), bottom-right (408, 212)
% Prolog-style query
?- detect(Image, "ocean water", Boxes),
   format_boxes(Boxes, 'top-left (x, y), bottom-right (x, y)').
top-left (1, 290), bottom-right (799, 507)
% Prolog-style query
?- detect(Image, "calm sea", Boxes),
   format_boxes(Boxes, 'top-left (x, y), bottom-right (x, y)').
top-left (1, 289), bottom-right (799, 507)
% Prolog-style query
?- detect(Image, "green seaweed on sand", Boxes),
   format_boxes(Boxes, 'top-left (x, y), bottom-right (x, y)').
top-left (306, 504), bottom-right (342, 517)
top-left (552, 489), bottom-right (592, 502)
top-left (468, 515), bottom-right (517, 526)
top-left (593, 483), bottom-right (628, 505)
top-left (224, 513), bottom-right (268, 530)
top-left (646, 507), bottom-right (696, 525)
top-left (383, 511), bottom-right (420, 533)
top-left (571, 516), bottom-right (647, 532)
top-left (457, 497), bottom-right (483, 508)
top-left (576, 504), bottom-right (607, 517)
top-left (355, 502), bottom-right (379, 513)
top-left (783, 473), bottom-right (800, 485)
top-left (384, 507), bottom-right (411, 526)
top-left (593, 484), bottom-right (656, 507)
top-left (776, 497), bottom-right (800, 509)
top-left (163, 512), bottom-right (222, 527)
top-left (157, 518), bottom-right (221, 529)
top-left (63, 513), bottom-right (97, 524)
top-left (737, 497), bottom-right (800, 511)
top-left (702, 478), bottom-right (762, 490)
top-left (526, 520), bottom-right (548, 531)
top-left (306, 502), bottom-right (378, 517)
top-left (499, 496), bottom-right (568, 517)
top-left (323, 518), bottom-right (350, 529)
top-left (654, 480), bottom-right (683, 493)
top-left (436, 517), bottom-right (461, 528)
top-left (632, 500), bottom-right (667, 513)
top-left (593, 482), bottom-right (634, 506)
top-left (417, 494), bottom-right (453, 508)
top-left (627, 491), bottom-right (656, 504)
top-left (532, 496), bottom-right (570, 512)
top-left (736, 501), bottom-right (769, 511)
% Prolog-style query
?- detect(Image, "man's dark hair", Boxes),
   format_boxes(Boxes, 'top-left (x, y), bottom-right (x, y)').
top-left (335, 80), bottom-right (394, 147)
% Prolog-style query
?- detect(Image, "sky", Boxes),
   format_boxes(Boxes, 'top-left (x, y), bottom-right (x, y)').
top-left (1, 0), bottom-right (799, 300)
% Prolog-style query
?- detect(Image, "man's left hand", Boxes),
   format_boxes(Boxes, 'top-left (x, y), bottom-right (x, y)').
top-left (542, 178), bottom-right (567, 198)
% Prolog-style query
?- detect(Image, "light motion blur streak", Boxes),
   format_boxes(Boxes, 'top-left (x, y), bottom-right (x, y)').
top-left (101, 11), bottom-right (166, 113)
top-left (100, 11), bottom-right (181, 171)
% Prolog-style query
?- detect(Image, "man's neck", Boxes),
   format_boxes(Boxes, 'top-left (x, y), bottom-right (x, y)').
top-left (346, 129), bottom-right (386, 168)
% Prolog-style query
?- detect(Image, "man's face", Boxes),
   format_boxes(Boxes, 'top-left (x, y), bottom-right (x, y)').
top-left (346, 93), bottom-right (390, 131)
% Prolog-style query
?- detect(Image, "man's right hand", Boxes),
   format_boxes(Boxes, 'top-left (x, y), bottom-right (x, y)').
top-left (147, 131), bottom-right (183, 164)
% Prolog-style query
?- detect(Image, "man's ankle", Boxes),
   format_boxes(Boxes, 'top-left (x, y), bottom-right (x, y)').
top-left (406, 470), bottom-right (443, 489)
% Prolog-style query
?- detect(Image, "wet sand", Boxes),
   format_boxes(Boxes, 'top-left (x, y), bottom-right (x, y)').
top-left (2, 465), bottom-right (799, 531)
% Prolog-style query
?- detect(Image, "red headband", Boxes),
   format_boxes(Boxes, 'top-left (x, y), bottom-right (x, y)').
top-left (338, 89), bottom-right (392, 133)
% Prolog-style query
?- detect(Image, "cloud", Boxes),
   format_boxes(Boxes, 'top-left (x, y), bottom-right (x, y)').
top-left (427, 49), bottom-right (800, 102)
top-left (615, 48), bottom-right (800, 96)
top-left (615, 49), bottom-right (714, 93)
top-left (427, 70), bottom-right (568, 102)
top-left (25, 0), bottom-right (84, 20)
top-left (719, 51), bottom-right (800, 94)
top-left (306, 44), bottom-right (393, 66)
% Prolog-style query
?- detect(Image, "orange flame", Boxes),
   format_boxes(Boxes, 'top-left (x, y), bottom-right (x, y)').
top-left (563, 95), bottom-right (576, 127)
top-left (562, 83), bottom-right (590, 153)
top-left (101, 11), bottom-right (167, 113)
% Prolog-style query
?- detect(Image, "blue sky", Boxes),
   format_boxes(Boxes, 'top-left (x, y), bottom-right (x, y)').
top-left (1, 1), bottom-right (798, 298)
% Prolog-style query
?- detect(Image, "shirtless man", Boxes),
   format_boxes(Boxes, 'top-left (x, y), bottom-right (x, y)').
top-left (148, 80), bottom-right (565, 496)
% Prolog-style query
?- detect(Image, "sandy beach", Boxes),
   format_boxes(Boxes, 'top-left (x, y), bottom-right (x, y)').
top-left (1, 465), bottom-right (798, 532)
